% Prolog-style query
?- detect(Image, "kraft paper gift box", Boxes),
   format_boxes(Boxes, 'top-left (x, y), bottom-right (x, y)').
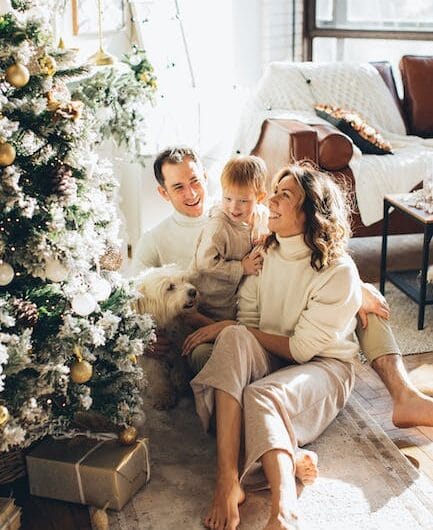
top-left (26, 436), bottom-right (150, 510)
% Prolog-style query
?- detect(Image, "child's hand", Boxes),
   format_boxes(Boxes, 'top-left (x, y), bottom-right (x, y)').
top-left (242, 247), bottom-right (263, 275)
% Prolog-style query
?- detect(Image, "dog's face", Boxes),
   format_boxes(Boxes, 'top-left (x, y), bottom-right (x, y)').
top-left (135, 265), bottom-right (198, 328)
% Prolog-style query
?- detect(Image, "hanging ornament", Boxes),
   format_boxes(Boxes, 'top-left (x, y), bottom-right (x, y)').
top-left (0, 261), bottom-right (14, 286)
top-left (5, 63), bottom-right (30, 88)
top-left (99, 247), bottom-right (123, 271)
top-left (118, 426), bottom-right (138, 446)
top-left (45, 259), bottom-right (68, 282)
top-left (38, 54), bottom-right (57, 76)
top-left (13, 298), bottom-right (39, 327)
top-left (0, 141), bottom-right (16, 166)
top-left (0, 406), bottom-right (9, 427)
top-left (70, 345), bottom-right (93, 384)
top-left (51, 165), bottom-right (77, 203)
top-left (71, 293), bottom-right (97, 316)
top-left (90, 276), bottom-right (111, 302)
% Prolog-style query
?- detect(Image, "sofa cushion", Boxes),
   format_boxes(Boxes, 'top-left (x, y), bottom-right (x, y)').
top-left (314, 104), bottom-right (393, 155)
top-left (314, 124), bottom-right (353, 171)
top-left (400, 55), bottom-right (433, 138)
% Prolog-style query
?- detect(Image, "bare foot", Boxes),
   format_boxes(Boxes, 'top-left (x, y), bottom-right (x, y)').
top-left (294, 449), bottom-right (318, 486)
top-left (264, 511), bottom-right (299, 530)
top-left (204, 476), bottom-right (245, 530)
top-left (392, 389), bottom-right (433, 428)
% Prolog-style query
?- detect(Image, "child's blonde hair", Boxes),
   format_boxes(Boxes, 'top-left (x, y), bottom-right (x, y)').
top-left (220, 155), bottom-right (268, 196)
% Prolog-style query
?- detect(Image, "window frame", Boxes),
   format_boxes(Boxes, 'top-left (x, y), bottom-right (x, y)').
top-left (303, 0), bottom-right (433, 60)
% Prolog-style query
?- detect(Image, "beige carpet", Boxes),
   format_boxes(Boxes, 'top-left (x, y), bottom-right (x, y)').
top-left (100, 396), bottom-right (433, 530)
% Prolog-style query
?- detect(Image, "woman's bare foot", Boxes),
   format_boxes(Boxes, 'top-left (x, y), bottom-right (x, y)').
top-left (264, 510), bottom-right (299, 529)
top-left (393, 389), bottom-right (433, 428)
top-left (294, 449), bottom-right (318, 486)
top-left (204, 475), bottom-right (245, 530)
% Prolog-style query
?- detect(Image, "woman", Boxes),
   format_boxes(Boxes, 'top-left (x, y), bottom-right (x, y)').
top-left (183, 163), bottom-right (362, 530)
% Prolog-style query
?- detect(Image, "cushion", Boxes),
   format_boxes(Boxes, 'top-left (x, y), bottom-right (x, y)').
top-left (314, 104), bottom-right (393, 155)
top-left (314, 124), bottom-right (353, 171)
top-left (400, 55), bottom-right (433, 138)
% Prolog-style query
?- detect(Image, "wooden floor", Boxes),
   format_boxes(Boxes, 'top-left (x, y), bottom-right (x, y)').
top-left (354, 352), bottom-right (433, 482)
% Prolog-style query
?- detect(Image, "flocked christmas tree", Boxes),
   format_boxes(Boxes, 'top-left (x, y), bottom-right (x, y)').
top-left (0, 0), bottom-right (155, 451)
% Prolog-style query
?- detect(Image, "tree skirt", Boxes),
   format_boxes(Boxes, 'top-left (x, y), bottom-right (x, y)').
top-left (97, 396), bottom-right (433, 530)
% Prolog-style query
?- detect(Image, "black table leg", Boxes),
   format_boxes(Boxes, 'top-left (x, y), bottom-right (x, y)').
top-left (418, 225), bottom-right (433, 330)
top-left (380, 199), bottom-right (390, 295)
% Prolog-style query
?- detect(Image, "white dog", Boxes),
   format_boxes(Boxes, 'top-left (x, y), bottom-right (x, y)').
top-left (135, 265), bottom-right (198, 409)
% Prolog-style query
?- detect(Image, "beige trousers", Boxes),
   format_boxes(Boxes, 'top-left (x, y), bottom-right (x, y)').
top-left (190, 325), bottom-right (355, 483)
top-left (188, 314), bottom-right (401, 377)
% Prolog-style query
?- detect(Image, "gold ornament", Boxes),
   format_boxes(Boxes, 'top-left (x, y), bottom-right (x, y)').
top-left (0, 142), bottom-right (16, 166)
top-left (118, 426), bottom-right (138, 446)
top-left (0, 406), bottom-right (10, 427)
top-left (70, 359), bottom-right (93, 384)
top-left (129, 354), bottom-right (137, 364)
top-left (99, 247), bottom-right (123, 271)
top-left (5, 63), bottom-right (30, 88)
top-left (38, 54), bottom-right (57, 77)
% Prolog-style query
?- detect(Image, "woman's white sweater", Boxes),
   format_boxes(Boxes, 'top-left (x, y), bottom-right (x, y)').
top-left (237, 234), bottom-right (362, 364)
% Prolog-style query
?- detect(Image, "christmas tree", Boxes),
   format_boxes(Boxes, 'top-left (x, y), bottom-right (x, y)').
top-left (0, 0), bottom-right (154, 452)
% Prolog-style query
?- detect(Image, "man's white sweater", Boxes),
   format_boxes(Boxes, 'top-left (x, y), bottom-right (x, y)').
top-left (237, 234), bottom-right (362, 364)
top-left (131, 210), bottom-right (208, 273)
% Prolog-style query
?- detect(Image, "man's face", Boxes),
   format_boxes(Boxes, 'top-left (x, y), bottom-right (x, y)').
top-left (158, 157), bottom-right (207, 218)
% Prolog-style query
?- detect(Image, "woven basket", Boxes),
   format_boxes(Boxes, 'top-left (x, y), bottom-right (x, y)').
top-left (0, 449), bottom-right (26, 484)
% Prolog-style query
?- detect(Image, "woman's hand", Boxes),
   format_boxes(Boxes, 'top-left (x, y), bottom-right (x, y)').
top-left (182, 320), bottom-right (236, 356)
top-left (358, 282), bottom-right (390, 329)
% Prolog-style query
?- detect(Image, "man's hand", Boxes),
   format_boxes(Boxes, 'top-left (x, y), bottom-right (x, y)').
top-left (182, 320), bottom-right (236, 356)
top-left (358, 282), bottom-right (390, 329)
top-left (242, 246), bottom-right (263, 276)
top-left (146, 331), bottom-right (171, 358)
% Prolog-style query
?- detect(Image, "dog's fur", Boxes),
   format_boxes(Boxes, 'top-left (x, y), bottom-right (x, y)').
top-left (135, 265), bottom-right (198, 409)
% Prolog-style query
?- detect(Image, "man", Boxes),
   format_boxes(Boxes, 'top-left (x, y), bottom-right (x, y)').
top-left (132, 145), bottom-right (433, 428)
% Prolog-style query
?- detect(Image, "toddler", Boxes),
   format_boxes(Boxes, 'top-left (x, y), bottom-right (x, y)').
top-left (190, 155), bottom-right (269, 320)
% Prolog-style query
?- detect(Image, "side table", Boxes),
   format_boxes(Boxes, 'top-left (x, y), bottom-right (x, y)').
top-left (380, 194), bottom-right (433, 330)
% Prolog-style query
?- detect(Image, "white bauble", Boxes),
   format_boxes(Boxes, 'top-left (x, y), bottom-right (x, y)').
top-left (71, 293), bottom-right (97, 316)
top-left (45, 259), bottom-right (68, 282)
top-left (0, 262), bottom-right (14, 286)
top-left (90, 277), bottom-right (111, 302)
top-left (0, 0), bottom-right (12, 16)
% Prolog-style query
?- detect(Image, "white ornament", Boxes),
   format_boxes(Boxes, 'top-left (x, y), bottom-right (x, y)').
top-left (90, 277), bottom-right (111, 302)
top-left (45, 259), bottom-right (68, 282)
top-left (0, 262), bottom-right (14, 286)
top-left (71, 293), bottom-right (97, 316)
top-left (0, 0), bottom-right (12, 16)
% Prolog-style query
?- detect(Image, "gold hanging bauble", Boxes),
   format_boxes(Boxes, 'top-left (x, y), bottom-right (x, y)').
top-left (0, 406), bottom-right (10, 427)
top-left (0, 142), bottom-right (16, 166)
top-left (118, 426), bottom-right (138, 446)
top-left (70, 359), bottom-right (93, 384)
top-left (5, 63), bottom-right (30, 88)
top-left (38, 54), bottom-right (57, 77)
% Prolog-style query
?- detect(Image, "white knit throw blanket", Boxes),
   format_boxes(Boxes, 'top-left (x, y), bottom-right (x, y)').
top-left (233, 61), bottom-right (433, 226)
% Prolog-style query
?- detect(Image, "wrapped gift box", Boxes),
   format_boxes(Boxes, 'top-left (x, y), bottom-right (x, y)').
top-left (0, 498), bottom-right (21, 530)
top-left (26, 436), bottom-right (150, 510)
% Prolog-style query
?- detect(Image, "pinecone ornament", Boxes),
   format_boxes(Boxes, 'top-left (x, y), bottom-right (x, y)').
top-left (13, 299), bottom-right (39, 327)
top-left (52, 165), bottom-right (77, 203)
top-left (99, 247), bottom-right (123, 271)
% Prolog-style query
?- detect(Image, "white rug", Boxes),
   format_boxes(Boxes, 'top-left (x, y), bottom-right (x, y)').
top-left (100, 396), bottom-right (433, 530)
top-left (384, 282), bottom-right (433, 354)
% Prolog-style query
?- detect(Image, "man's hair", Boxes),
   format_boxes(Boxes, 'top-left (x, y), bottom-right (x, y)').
top-left (220, 155), bottom-right (267, 196)
top-left (153, 146), bottom-right (201, 186)
top-left (265, 162), bottom-right (352, 271)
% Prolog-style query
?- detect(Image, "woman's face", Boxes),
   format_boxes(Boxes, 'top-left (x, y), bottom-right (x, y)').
top-left (268, 175), bottom-right (306, 237)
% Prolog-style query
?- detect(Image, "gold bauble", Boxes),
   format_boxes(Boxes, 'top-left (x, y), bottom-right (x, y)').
top-left (99, 247), bottom-right (123, 271)
top-left (5, 63), bottom-right (30, 88)
top-left (0, 142), bottom-right (16, 166)
top-left (0, 406), bottom-right (10, 427)
top-left (38, 54), bottom-right (57, 77)
top-left (118, 426), bottom-right (138, 446)
top-left (70, 359), bottom-right (93, 384)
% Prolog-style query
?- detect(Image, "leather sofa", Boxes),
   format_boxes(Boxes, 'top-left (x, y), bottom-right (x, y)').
top-left (251, 56), bottom-right (433, 237)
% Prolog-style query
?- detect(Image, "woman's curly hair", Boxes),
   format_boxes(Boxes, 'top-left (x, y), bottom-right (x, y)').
top-left (265, 162), bottom-right (353, 271)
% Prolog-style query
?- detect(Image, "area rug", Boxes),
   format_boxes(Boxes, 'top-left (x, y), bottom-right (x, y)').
top-left (381, 282), bottom-right (433, 354)
top-left (98, 396), bottom-right (433, 530)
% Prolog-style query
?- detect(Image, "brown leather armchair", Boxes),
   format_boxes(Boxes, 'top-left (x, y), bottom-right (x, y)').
top-left (251, 58), bottom-right (431, 237)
